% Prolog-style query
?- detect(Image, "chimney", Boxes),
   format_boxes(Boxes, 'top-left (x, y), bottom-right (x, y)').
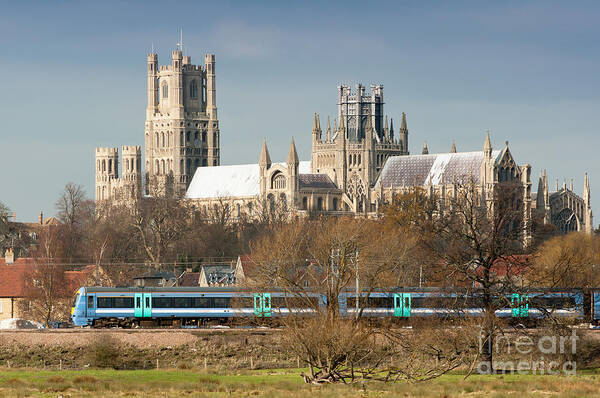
top-left (5, 248), bottom-right (14, 265)
top-left (39, 210), bottom-right (43, 225)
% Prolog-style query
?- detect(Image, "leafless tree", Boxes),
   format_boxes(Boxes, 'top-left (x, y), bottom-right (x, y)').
top-left (413, 182), bottom-right (531, 374)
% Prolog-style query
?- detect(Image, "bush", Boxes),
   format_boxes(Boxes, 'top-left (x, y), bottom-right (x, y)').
top-left (88, 335), bottom-right (121, 369)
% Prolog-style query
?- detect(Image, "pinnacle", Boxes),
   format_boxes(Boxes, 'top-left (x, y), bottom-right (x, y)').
top-left (259, 137), bottom-right (271, 167)
top-left (287, 137), bottom-right (299, 165)
top-left (422, 141), bottom-right (429, 155)
top-left (401, 112), bottom-right (407, 130)
top-left (451, 140), bottom-right (457, 153)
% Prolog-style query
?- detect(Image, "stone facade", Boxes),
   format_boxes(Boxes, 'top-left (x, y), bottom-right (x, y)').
top-left (95, 49), bottom-right (219, 200)
top-left (533, 171), bottom-right (593, 233)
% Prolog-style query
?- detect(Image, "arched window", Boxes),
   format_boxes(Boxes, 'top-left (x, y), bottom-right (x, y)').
top-left (272, 173), bottom-right (286, 189)
top-left (186, 159), bottom-right (191, 175)
top-left (155, 160), bottom-right (159, 174)
top-left (358, 154), bottom-right (361, 165)
top-left (202, 131), bottom-right (207, 142)
top-left (180, 131), bottom-right (184, 145)
top-left (236, 203), bottom-right (241, 217)
top-left (186, 131), bottom-right (190, 143)
top-left (213, 132), bottom-right (217, 144)
top-left (317, 197), bottom-right (323, 211)
top-left (280, 193), bottom-right (287, 211)
top-left (108, 159), bottom-right (112, 173)
top-left (161, 83), bottom-right (168, 99)
top-left (333, 198), bottom-right (338, 211)
top-left (194, 159), bottom-right (200, 171)
top-left (180, 159), bottom-right (184, 173)
top-left (155, 132), bottom-right (159, 147)
top-left (161, 132), bottom-right (165, 147)
top-left (161, 159), bottom-right (165, 174)
top-left (190, 80), bottom-right (198, 98)
top-left (102, 160), bottom-right (106, 172)
top-left (302, 197), bottom-right (308, 210)
top-left (267, 194), bottom-right (275, 213)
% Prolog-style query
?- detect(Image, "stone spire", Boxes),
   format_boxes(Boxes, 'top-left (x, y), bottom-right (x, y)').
top-left (450, 140), bottom-right (457, 153)
top-left (422, 141), bottom-right (429, 155)
top-left (312, 113), bottom-right (322, 142)
top-left (326, 116), bottom-right (331, 142)
top-left (484, 130), bottom-right (492, 159)
top-left (399, 112), bottom-right (408, 154)
top-left (384, 116), bottom-right (389, 141)
top-left (259, 138), bottom-right (271, 168)
top-left (287, 137), bottom-right (299, 166)
top-left (584, 173), bottom-right (593, 234)
top-left (389, 118), bottom-right (394, 142)
top-left (570, 177), bottom-right (574, 191)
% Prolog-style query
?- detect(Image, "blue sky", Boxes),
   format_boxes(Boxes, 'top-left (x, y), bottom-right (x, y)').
top-left (1, 1), bottom-right (599, 222)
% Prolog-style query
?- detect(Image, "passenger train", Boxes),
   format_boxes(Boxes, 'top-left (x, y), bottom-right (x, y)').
top-left (70, 286), bottom-right (600, 327)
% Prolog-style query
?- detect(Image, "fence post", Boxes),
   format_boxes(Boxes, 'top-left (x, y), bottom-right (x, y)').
top-left (250, 357), bottom-right (254, 369)
top-left (204, 357), bottom-right (207, 370)
top-left (156, 359), bottom-right (159, 370)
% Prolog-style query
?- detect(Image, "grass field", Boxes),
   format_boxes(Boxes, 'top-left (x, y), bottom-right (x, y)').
top-left (1, 368), bottom-right (600, 397)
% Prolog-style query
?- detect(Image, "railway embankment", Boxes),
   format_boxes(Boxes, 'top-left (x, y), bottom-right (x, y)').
top-left (0, 328), bottom-right (287, 370)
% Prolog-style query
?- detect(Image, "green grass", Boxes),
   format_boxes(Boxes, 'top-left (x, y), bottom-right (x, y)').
top-left (1, 368), bottom-right (600, 397)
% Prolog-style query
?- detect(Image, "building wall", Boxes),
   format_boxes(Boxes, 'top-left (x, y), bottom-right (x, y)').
top-left (0, 298), bottom-right (21, 320)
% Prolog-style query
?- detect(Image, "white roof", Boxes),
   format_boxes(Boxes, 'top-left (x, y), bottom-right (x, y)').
top-left (186, 161), bottom-right (310, 199)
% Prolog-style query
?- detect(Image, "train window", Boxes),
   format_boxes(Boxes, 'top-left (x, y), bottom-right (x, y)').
top-left (347, 296), bottom-right (393, 308)
top-left (72, 293), bottom-right (80, 307)
top-left (136, 297), bottom-right (141, 308)
top-left (193, 297), bottom-right (212, 308)
top-left (114, 297), bottom-right (134, 308)
top-left (213, 297), bottom-right (230, 308)
top-left (146, 297), bottom-right (150, 307)
top-left (153, 297), bottom-right (172, 308)
top-left (231, 297), bottom-right (253, 308)
top-left (173, 297), bottom-right (190, 308)
top-left (87, 295), bottom-right (94, 308)
top-left (97, 297), bottom-right (112, 308)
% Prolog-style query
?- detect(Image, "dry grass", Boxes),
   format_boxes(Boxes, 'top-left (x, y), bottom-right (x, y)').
top-left (0, 368), bottom-right (599, 397)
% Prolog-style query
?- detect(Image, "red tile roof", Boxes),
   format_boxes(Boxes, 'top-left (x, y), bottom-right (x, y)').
top-left (0, 261), bottom-right (95, 298)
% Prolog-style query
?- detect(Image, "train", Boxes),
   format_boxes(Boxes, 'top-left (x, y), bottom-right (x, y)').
top-left (70, 286), bottom-right (600, 327)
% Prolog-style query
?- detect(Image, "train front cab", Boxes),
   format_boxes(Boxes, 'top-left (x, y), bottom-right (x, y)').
top-left (71, 287), bottom-right (93, 326)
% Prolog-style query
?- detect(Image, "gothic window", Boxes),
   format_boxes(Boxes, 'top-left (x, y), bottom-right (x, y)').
top-left (333, 198), bottom-right (338, 211)
top-left (358, 154), bottom-right (361, 165)
top-left (213, 132), bottom-right (217, 144)
top-left (180, 132), bottom-right (184, 145)
top-left (202, 131), bottom-right (207, 142)
top-left (213, 159), bottom-right (217, 166)
top-left (272, 173), bottom-right (286, 189)
top-left (186, 131), bottom-right (190, 143)
top-left (317, 197), bottom-right (323, 211)
top-left (302, 197), bottom-right (308, 210)
top-left (161, 159), bottom-right (165, 174)
top-left (108, 159), bottom-right (112, 173)
top-left (236, 203), bottom-right (241, 217)
top-left (180, 159), bottom-right (184, 173)
top-left (194, 159), bottom-right (200, 171)
top-left (102, 160), bottom-right (106, 172)
top-left (155, 132), bottom-right (159, 147)
top-left (247, 202), bottom-right (253, 214)
top-left (190, 80), bottom-right (198, 99)
top-left (202, 159), bottom-right (207, 166)
top-left (186, 159), bottom-right (191, 175)
top-left (155, 160), bottom-right (159, 173)
top-left (267, 194), bottom-right (275, 214)
top-left (161, 83), bottom-right (168, 99)
top-left (161, 132), bottom-right (165, 147)
top-left (280, 194), bottom-right (287, 211)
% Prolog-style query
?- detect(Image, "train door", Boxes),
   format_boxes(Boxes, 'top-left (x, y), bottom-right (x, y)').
top-left (393, 293), bottom-right (411, 317)
top-left (86, 294), bottom-right (95, 317)
top-left (142, 293), bottom-right (152, 317)
top-left (134, 293), bottom-right (143, 317)
top-left (253, 293), bottom-right (271, 317)
top-left (511, 293), bottom-right (529, 317)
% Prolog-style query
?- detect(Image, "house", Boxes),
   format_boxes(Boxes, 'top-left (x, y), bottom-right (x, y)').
top-left (199, 264), bottom-right (235, 287)
top-left (133, 271), bottom-right (177, 287)
top-left (0, 249), bottom-right (94, 320)
top-left (233, 255), bottom-right (255, 285)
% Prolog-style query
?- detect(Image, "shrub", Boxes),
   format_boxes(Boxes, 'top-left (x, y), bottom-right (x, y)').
top-left (87, 335), bottom-right (121, 369)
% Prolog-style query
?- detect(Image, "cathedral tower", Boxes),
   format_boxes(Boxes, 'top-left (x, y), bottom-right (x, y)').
top-left (95, 147), bottom-right (119, 201)
top-left (311, 84), bottom-right (406, 212)
top-left (145, 49), bottom-right (220, 196)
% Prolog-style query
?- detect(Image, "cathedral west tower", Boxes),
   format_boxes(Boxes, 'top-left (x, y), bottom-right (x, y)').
top-left (145, 50), bottom-right (219, 196)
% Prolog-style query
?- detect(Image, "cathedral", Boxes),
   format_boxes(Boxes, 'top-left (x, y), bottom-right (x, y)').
top-left (95, 46), bottom-right (593, 236)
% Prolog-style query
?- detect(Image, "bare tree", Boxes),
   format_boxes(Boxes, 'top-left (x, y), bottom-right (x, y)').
top-left (19, 226), bottom-right (71, 326)
top-left (413, 182), bottom-right (531, 374)
top-left (55, 183), bottom-right (94, 263)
